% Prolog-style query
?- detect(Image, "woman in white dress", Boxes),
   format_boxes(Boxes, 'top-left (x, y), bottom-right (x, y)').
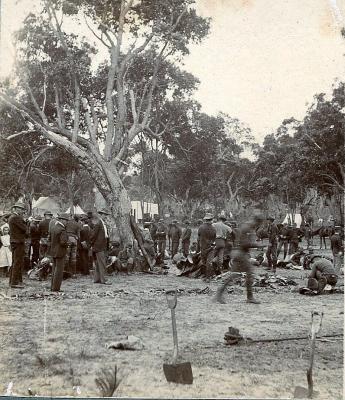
top-left (0, 226), bottom-right (12, 277)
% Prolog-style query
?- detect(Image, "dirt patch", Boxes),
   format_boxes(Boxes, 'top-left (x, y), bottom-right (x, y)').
top-left (0, 255), bottom-right (343, 398)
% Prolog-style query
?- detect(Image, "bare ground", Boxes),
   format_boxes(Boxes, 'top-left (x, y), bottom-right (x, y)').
top-left (0, 249), bottom-right (343, 399)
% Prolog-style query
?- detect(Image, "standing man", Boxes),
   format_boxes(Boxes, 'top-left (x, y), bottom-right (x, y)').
top-left (79, 215), bottom-right (91, 275)
top-left (150, 219), bottom-right (158, 253)
top-left (277, 222), bottom-right (289, 260)
top-left (303, 223), bottom-right (312, 248)
top-left (181, 221), bottom-right (192, 257)
top-left (64, 215), bottom-right (80, 278)
top-left (38, 211), bottom-right (53, 259)
top-left (8, 203), bottom-right (28, 288)
top-left (288, 222), bottom-right (302, 254)
top-left (169, 220), bottom-right (182, 259)
top-left (156, 219), bottom-right (167, 256)
top-left (49, 213), bottom-right (69, 292)
top-left (330, 226), bottom-right (344, 272)
top-left (197, 213), bottom-right (216, 279)
top-left (90, 209), bottom-right (111, 285)
top-left (266, 216), bottom-right (278, 273)
top-left (214, 214), bottom-right (264, 304)
top-left (213, 215), bottom-right (233, 273)
top-left (29, 216), bottom-right (41, 268)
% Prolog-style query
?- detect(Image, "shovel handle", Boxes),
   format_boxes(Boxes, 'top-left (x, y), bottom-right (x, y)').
top-left (171, 308), bottom-right (179, 363)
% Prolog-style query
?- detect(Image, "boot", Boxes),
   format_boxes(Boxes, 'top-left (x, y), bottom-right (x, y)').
top-left (246, 284), bottom-right (260, 304)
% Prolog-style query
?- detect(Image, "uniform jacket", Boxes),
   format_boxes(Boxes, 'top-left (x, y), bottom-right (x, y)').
top-left (8, 213), bottom-right (28, 243)
top-left (80, 223), bottom-right (91, 246)
top-left (212, 221), bottom-right (232, 239)
top-left (49, 221), bottom-right (68, 258)
top-left (38, 219), bottom-right (51, 238)
top-left (169, 225), bottom-right (182, 242)
top-left (29, 223), bottom-right (41, 241)
top-left (156, 223), bottom-right (168, 240)
top-left (278, 226), bottom-right (289, 241)
top-left (90, 219), bottom-right (108, 253)
top-left (182, 227), bottom-right (192, 242)
top-left (65, 219), bottom-right (80, 238)
top-left (267, 223), bottom-right (279, 243)
top-left (197, 223), bottom-right (216, 252)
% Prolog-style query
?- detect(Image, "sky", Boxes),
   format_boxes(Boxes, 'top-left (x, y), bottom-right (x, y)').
top-left (1, 0), bottom-right (345, 142)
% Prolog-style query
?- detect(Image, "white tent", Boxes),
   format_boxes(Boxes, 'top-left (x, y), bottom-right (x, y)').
top-left (282, 213), bottom-right (303, 228)
top-left (32, 197), bottom-right (60, 216)
top-left (65, 205), bottom-right (86, 215)
top-left (131, 201), bottom-right (158, 222)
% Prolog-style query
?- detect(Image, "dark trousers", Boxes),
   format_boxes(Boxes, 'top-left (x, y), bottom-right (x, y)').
top-left (266, 241), bottom-right (277, 271)
top-left (201, 246), bottom-right (215, 277)
top-left (94, 251), bottom-right (106, 283)
top-left (277, 240), bottom-right (288, 259)
top-left (157, 239), bottom-right (166, 255)
top-left (9, 242), bottom-right (25, 286)
top-left (51, 257), bottom-right (65, 291)
top-left (79, 247), bottom-right (90, 275)
top-left (171, 241), bottom-right (179, 258)
top-left (182, 240), bottom-right (190, 257)
top-left (39, 241), bottom-right (49, 259)
top-left (65, 241), bottom-right (77, 276)
top-left (31, 240), bottom-right (40, 267)
top-left (289, 240), bottom-right (299, 255)
top-left (214, 238), bottom-right (226, 270)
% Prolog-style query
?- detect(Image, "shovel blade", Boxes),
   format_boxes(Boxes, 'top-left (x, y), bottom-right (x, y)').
top-left (163, 362), bottom-right (193, 384)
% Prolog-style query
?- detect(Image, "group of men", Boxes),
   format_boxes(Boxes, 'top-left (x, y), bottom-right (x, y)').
top-left (4, 202), bottom-right (114, 291)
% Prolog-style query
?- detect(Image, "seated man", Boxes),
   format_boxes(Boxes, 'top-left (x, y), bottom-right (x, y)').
top-left (115, 243), bottom-right (135, 273)
top-left (307, 255), bottom-right (338, 293)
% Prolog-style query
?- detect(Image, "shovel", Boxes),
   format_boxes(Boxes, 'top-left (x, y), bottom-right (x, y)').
top-left (294, 311), bottom-right (323, 399)
top-left (163, 290), bottom-right (193, 384)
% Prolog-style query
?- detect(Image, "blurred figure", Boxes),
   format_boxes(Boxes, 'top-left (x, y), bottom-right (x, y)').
top-left (214, 214), bottom-right (264, 304)
top-left (78, 215), bottom-right (91, 275)
top-left (64, 215), bottom-right (80, 278)
top-left (330, 226), bottom-right (344, 272)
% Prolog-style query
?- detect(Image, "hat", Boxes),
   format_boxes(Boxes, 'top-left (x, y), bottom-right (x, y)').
top-left (203, 213), bottom-right (213, 221)
top-left (33, 216), bottom-right (42, 222)
top-left (57, 213), bottom-right (70, 221)
top-left (218, 215), bottom-right (227, 221)
top-left (267, 216), bottom-right (275, 222)
top-left (159, 218), bottom-right (164, 222)
top-left (12, 202), bottom-right (26, 210)
top-left (185, 220), bottom-right (190, 225)
top-left (172, 219), bottom-right (178, 223)
top-left (98, 208), bottom-right (111, 215)
top-left (44, 210), bottom-right (53, 216)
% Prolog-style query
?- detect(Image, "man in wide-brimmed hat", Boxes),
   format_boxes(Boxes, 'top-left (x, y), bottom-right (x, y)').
top-left (8, 202), bottom-right (28, 288)
top-left (197, 213), bottom-right (216, 279)
top-left (49, 213), bottom-right (69, 291)
top-left (156, 218), bottom-right (168, 257)
top-left (38, 210), bottom-right (53, 259)
top-left (89, 208), bottom-right (112, 285)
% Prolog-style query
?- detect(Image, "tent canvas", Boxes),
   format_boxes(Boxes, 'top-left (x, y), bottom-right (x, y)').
top-left (32, 197), bottom-right (60, 216)
top-left (131, 201), bottom-right (158, 222)
top-left (282, 213), bottom-right (303, 228)
top-left (65, 205), bottom-right (86, 215)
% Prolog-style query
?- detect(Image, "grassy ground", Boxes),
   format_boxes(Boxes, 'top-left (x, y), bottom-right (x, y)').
top-left (0, 245), bottom-right (343, 399)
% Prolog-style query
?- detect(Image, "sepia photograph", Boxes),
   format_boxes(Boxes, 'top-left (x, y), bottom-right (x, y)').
top-left (0, 0), bottom-right (344, 398)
